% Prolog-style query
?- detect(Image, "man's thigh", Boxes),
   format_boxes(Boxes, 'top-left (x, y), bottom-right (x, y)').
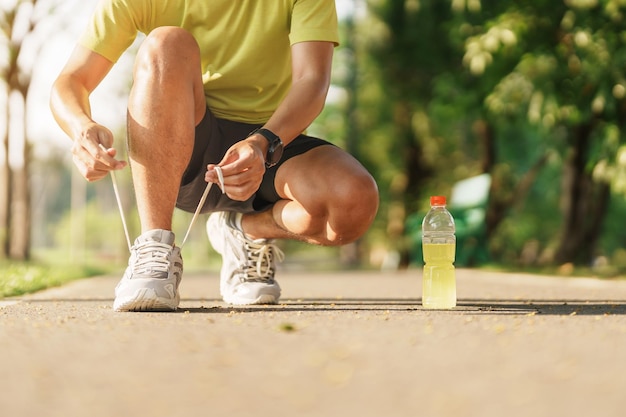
top-left (254, 136), bottom-right (334, 208)
top-left (274, 144), bottom-right (372, 206)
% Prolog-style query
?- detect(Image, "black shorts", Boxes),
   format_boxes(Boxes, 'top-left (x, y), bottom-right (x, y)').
top-left (176, 107), bottom-right (333, 214)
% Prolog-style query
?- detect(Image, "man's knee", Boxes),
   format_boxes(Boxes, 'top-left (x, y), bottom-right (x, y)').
top-left (327, 171), bottom-right (379, 245)
top-left (135, 27), bottom-right (200, 73)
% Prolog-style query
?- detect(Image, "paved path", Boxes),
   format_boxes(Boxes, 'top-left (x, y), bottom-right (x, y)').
top-left (2, 268), bottom-right (626, 417)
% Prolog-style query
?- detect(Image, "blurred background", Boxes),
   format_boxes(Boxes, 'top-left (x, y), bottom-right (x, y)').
top-left (3, 0), bottom-right (626, 285)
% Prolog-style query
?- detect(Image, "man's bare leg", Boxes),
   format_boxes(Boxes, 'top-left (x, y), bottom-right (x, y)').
top-left (127, 27), bottom-right (206, 233)
top-left (206, 144), bottom-right (378, 305)
top-left (113, 27), bottom-right (206, 312)
top-left (242, 145), bottom-right (379, 245)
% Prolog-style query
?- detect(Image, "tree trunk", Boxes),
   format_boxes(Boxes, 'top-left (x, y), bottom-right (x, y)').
top-left (474, 119), bottom-right (496, 174)
top-left (7, 89), bottom-right (31, 260)
top-left (9, 143), bottom-right (30, 260)
top-left (400, 105), bottom-right (432, 206)
top-left (0, 106), bottom-right (10, 259)
top-left (398, 100), bottom-right (432, 267)
top-left (554, 124), bottom-right (608, 265)
top-left (1, 0), bottom-right (42, 260)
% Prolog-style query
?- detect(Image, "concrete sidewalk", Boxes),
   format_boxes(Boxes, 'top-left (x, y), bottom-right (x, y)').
top-left (1, 268), bottom-right (626, 417)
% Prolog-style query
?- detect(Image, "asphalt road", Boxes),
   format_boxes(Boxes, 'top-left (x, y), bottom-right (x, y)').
top-left (2, 268), bottom-right (626, 417)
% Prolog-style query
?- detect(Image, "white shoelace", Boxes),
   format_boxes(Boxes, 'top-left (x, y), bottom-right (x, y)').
top-left (133, 241), bottom-right (175, 275)
top-left (180, 167), bottom-right (224, 247)
top-left (102, 144), bottom-right (225, 251)
top-left (243, 239), bottom-right (285, 282)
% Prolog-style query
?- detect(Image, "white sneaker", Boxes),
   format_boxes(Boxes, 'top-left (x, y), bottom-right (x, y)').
top-left (113, 229), bottom-right (183, 312)
top-left (207, 211), bottom-right (284, 305)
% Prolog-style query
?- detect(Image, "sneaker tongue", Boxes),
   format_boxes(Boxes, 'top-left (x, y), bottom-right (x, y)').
top-left (135, 229), bottom-right (176, 246)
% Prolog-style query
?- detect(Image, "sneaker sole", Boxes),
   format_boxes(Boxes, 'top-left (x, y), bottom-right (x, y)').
top-left (114, 288), bottom-right (179, 312)
top-left (223, 293), bottom-right (278, 305)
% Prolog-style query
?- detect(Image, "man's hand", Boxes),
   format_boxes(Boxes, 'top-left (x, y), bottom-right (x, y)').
top-left (72, 122), bottom-right (127, 182)
top-left (205, 135), bottom-right (268, 201)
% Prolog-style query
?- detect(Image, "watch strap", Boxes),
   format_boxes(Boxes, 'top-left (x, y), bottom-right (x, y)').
top-left (252, 128), bottom-right (281, 145)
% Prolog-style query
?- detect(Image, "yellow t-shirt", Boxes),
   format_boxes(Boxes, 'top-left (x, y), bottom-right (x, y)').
top-left (78, 0), bottom-right (339, 123)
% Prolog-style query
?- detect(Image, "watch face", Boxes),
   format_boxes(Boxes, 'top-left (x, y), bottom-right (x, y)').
top-left (267, 139), bottom-right (284, 167)
top-left (271, 140), bottom-right (284, 163)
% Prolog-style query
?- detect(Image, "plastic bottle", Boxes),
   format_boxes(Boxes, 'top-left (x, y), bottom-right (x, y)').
top-left (421, 195), bottom-right (456, 309)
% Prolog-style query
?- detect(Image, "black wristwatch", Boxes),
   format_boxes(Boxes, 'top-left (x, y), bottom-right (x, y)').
top-left (249, 128), bottom-right (284, 168)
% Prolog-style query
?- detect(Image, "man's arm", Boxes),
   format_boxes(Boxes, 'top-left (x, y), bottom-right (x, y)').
top-left (50, 45), bottom-right (127, 181)
top-left (257, 40), bottom-right (334, 147)
top-left (207, 41), bottom-right (334, 200)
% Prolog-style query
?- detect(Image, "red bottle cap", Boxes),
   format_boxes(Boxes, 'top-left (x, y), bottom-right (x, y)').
top-left (430, 196), bottom-right (446, 206)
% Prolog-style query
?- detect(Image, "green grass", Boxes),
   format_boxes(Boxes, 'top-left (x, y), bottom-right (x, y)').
top-left (0, 261), bottom-right (111, 299)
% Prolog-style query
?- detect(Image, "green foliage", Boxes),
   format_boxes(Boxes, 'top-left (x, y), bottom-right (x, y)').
top-left (346, 0), bottom-right (626, 270)
top-left (49, 190), bottom-right (218, 271)
top-left (0, 261), bottom-right (108, 298)
top-left (53, 199), bottom-right (132, 258)
top-left (457, 0), bottom-right (626, 266)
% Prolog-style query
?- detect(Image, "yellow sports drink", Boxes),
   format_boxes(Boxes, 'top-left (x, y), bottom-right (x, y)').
top-left (422, 243), bottom-right (456, 309)
top-left (422, 196), bottom-right (457, 309)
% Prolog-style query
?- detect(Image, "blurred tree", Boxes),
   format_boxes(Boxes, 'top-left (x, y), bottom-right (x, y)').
top-left (358, 0), bottom-right (626, 268)
top-left (363, 0), bottom-right (463, 265)
top-left (2, 0), bottom-right (134, 263)
top-left (462, 0), bottom-right (626, 265)
top-left (0, 0), bottom-right (57, 260)
top-left (1, 0), bottom-right (36, 260)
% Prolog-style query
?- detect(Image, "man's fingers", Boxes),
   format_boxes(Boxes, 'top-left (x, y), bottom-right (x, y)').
top-left (203, 139), bottom-right (266, 200)
top-left (72, 154), bottom-right (110, 182)
top-left (205, 165), bottom-right (262, 201)
top-left (95, 143), bottom-right (126, 170)
top-left (71, 141), bottom-right (126, 182)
